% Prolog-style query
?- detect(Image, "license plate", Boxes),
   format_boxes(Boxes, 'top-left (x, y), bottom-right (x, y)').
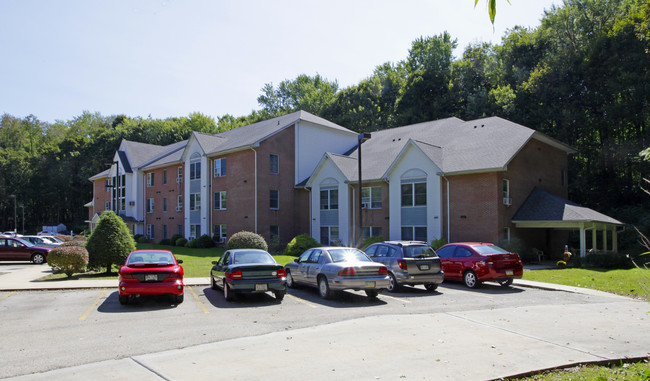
top-left (364, 281), bottom-right (375, 288)
top-left (255, 284), bottom-right (268, 291)
top-left (419, 265), bottom-right (430, 270)
top-left (506, 270), bottom-right (513, 276)
top-left (145, 274), bottom-right (157, 281)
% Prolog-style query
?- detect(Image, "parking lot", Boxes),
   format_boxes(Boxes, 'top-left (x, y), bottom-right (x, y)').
top-left (2, 267), bottom-right (649, 381)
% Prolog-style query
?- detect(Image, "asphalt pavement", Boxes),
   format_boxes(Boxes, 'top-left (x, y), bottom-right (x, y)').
top-left (1, 263), bottom-right (648, 381)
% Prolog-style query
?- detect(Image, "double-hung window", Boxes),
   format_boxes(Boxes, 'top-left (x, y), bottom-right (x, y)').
top-left (401, 182), bottom-right (426, 207)
top-left (320, 189), bottom-right (338, 210)
top-left (270, 154), bottom-right (279, 174)
top-left (146, 173), bottom-right (154, 187)
top-left (190, 193), bottom-right (201, 211)
top-left (190, 161), bottom-right (201, 180)
top-left (362, 186), bottom-right (382, 209)
top-left (177, 195), bottom-right (183, 211)
top-left (162, 170), bottom-right (167, 185)
top-left (146, 198), bottom-right (154, 213)
top-left (214, 158), bottom-right (226, 177)
top-left (177, 166), bottom-right (183, 183)
top-left (270, 190), bottom-right (279, 209)
top-left (162, 197), bottom-right (167, 212)
top-left (214, 224), bottom-right (227, 241)
top-left (214, 191), bottom-right (226, 210)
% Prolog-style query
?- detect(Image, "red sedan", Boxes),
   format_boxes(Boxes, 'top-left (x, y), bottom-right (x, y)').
top-left (118, 250), bottom-right (184, 305)
top-left (436, 243), bottom-right (523, 288)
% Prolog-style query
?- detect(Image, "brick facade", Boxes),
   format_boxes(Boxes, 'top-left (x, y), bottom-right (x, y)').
top-left (143, 164), bottom-right (184, 240)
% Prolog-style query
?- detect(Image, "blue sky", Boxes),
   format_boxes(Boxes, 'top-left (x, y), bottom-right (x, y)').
top-left (0, 0), bottom-right (560, 124)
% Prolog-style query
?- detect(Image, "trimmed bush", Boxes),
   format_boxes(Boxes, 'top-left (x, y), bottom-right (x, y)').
top-left (137, 236), bottom-right (150, 244)
top-left (133, 234), bottom-right (144, 242)
top-left (430, 237), bottom-right (447, 250)
top-left (227, 231), bottom-right (268, 251)
top-left (175, 237), bottom-right (188, 247)
top-left (284, 234), bottom-right (320, 257)
top-left (86, 211), bottom-right (136, 273)
top-left (47, 245), bottom-right (89, 278)
top-left (197, 234), bottom-right (215, 248)
top-left (360, 235), bottom-right (384, 251)
top-left (61, 239), bottom-right (86, 248)
top-left (585, 252), bottom-right (633, 269)
top-left (159, 238), bottom-right (171, 246)
top-left (169, 234), bottom-right (183, 246)
top-left (187, 238), bottom-right (200, 248)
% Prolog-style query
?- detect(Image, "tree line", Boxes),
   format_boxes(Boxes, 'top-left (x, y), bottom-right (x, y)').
top-left (1, 0), bottom-right (648, 251)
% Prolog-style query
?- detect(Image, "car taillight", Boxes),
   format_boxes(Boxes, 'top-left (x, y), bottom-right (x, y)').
top-left (277, 268), bottom-right (286, 278)
top-left (165, 272), bottom-right (182, 280)
top-left (120, 272), bottom-right (134, 279)
top-left (378, 266), bottom-right (388, 275)
top-left (338, 267), bottom-right (355, 276)
top-left (397, 260), bottom-right (407, 270)
top-left (226, 270), bottom-right (243, 279)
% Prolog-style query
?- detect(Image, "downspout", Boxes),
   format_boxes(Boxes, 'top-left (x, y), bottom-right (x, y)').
top-left (303, 185), bottom-right (312, 238)
top-left (250, 146), bottom-right (258, 233)
top-left (441, 174), bottom-right (450, 243)
top-left (208, 158), bottom-right (212, 237)
top-left (350, 183), bottom-right (355, 247)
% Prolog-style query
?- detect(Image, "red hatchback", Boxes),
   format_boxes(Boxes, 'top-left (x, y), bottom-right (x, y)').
top-left (436, 243), bottom-right (523, 288)
top-left (118, 250), bottom-right (184, 305)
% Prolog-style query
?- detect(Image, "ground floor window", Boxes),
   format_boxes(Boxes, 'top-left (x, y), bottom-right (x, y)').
top-left (162, 225), bottom-right (167, 239)
top-left (362, 226), bottom-right (382, 240)
top-left (190, 224), bottom-right (201, 239)
top-left (320, 226), bottom-right (339, 246)
top-left (213, 224), bottom-right (227, 242)
top-left (147, 224), bottom-right (154, 239)
top-left (401, 226), bottom-right (426, 242)
top-left (178, 225), bottom-right (183, 236)
top-left (270, 225), bottom-right (279, 240)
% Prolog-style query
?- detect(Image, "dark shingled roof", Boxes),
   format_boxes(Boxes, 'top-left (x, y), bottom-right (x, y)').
top-left (512, 188), bottom-right (623, 224)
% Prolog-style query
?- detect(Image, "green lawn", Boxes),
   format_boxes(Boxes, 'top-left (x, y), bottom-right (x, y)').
top-left (507, 360), bottom-right (650, 380)
top-left (522, 267), bottom-right (650, 301)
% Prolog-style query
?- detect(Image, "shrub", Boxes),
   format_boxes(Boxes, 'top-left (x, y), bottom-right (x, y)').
top-left (169, 234), bottom-right (183, 246)
top-left (360, 235), bottom-right (384, 251)
top-left (187, 238), bottom-right (199, 248)
top-left (430, 237), bottom-right (447, 250)
top-left (86, 211), bottom-right (136, 273)
top-left (284, 234), bottom-right (320, 257)
top-left (159, 238), bottom-right (171, 246)
top-left (175, 237), bottom-right (188, 247)
top-left (268, 235), bottom-right (283, 255)
top-left (47, 245), bottom-right (89, 278)
top-left (133, 234), bottom-right (144, 242)
top-left (197, 234), bottom-right (215, 248)
top-left (61, 239), bottom-right (86, 248)
top-left (227, 231), bottom-right (268, 251)
top-left (585, 252), bottom-right (633, 269)
top-left (137, 236), bottom-right (150, 244)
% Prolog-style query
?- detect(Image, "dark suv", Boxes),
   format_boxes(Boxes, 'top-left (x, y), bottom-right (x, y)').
top-left (365, 241), bottom-right (444, 292)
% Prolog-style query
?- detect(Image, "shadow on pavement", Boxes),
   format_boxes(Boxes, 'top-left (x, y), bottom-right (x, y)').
top-left (97, 291), bottom-right (182, 313)
top-left (439, 281), bottom-right (526, 294)
top-left (286, 285), bottom-right (388, 308)
top-left (201, 286), bottom-right (285, 309)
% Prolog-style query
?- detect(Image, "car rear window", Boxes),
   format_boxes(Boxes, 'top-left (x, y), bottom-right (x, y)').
top-left (403, 246), bottom-right (437, 258)
top-left (127, 251), bottom-right (174, 265)
top-left (471, 245), bottom-right (509, 255)
top-left (233, 251), bottom-right (276, 264)
top-left (329, 249), bottom-right (371, 263)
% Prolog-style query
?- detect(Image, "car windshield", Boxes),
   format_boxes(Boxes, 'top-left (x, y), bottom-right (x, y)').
top-left (127, 251), bottom-right (175, 266)
top-left (471, 245), bottom-right (509, 255)
top-left (329, 249), bottom-right (371, 263)
top-left (233, 251), bottom-right (276, 265)
top-left (403, 246), bottom-right (437, 258)
top-left (39, 237), bottom-right (55, 244)
top-left (17, 239), bottom-right (35, 247)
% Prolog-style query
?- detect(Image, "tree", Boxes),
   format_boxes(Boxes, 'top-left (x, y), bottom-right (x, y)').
top-left (257, 74), bottom-right (339, 116)
top-left (86, 211), bottom-right (136, 273)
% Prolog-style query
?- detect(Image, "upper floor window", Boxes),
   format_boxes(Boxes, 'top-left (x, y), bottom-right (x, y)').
top-left (503, 179), bottom-right (510, 198)
top-left (190, 193), bottom-right (201, 211)
top-left (177, 166), bottom-right (183, 183)
top-left (270, 154), bottom-right (279, 174)
top-left (105, 201), bottom-right (111, 211)
top-left (146, 198), bottom-right (154, 213)
top-left (105, 179), bottom-right (110, 192)
top-left (214, 158), bottom-right (227, 177)
top-left (190, 162), bottom-right (201, 180)
top-left (162, 169), bottom-right (167, 185)
top-left (362, 186), bottom-right (382, 209)
top-left (146, 173), bottom-right (154, 187)
top-left (270, 190), bottom-right (279, 209)
top-left (214, 191), bottom-right (227, 210)
top-left (401, 182), bottom-right (426, 207)
top-left (362, 226), bottom-right (382, 240)
top-left (177, 195), bottom-right (183, 211)
top-left (320, 189), bottom-right (338, 210)
top-left (162, 197), bottom-right (167, 212)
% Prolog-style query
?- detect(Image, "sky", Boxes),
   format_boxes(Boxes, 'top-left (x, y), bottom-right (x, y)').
top-left (0, 0), bottom-right (561, 124)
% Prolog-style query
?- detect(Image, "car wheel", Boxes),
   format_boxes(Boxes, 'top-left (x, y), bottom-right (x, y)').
top-left (318, 276), bottom-right (331, 299)
top-left (274, 290), bottom-right (285, 301)
top-left (286, 270), bottom-right (296, 288)
top-left (174, 294), bottom-right (184, 304)
top-left (498, 278), bottom-right (513, 287)
top-left (31, 253), bottom-right (45, 265)
top-left (223, 281), bottom-right (234, 301)
top-left (365, 289), bottom-right (379, 298)
top-left (118, 295), bottom-right (129, 305)
top-left (387, 273), bottom-right (400, 292)
top-left (211, 275), bottom-right (218, 290)
top-left (424, 283), bottom-right (438, 292)
top-left (464, 270), bottom-right (480, 288)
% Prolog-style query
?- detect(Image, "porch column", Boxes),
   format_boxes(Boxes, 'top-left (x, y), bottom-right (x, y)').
top-left (612, 229), bottom-right (618, 253)
top-left (603, 228), bottom-right (608, 252)
top-left (591, 227), bottom-right (597, 252)
top-left (580, 226), bottom-right (587, 258)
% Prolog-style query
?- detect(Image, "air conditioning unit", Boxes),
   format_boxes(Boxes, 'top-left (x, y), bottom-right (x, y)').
top-left (176, 177), bottom-right (182, 183)
top-left (129, 201), bottom-right (135, 206)
top-left (215, 237), bottom-right (225, 244)
top-left (176, 206), bottom-right (182, 211)
top-left (503, 197), bottom-right (512, 206)
top-left (361, 202), bottom-right (370, 209)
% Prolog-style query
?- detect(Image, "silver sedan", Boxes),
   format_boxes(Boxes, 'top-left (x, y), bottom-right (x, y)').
top-left (284, 247), bottom-right (390, 299)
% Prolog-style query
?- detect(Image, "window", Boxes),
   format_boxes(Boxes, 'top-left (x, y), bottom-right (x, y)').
top-left (320, 226), bottom-right (339, 246)
top-left (270, 225), bottom-right (279, 240)
top-left (146, 198), bottom-right (154, 213)
top-left (146, 173), bottom-right (154, 187)
top-left (147, 224), bottom-right (154, 238)
top-left (177, 166), bottom-right (183, 183)
top-left (320, 189), bottom-right (338, 210)
top-left (162, 197), bottom-right (167, 212)
top-left (362, 186), bottom-right (382, 209)
top-left (401, 182), bottom-right (426, 207)
top-left (112, 174), bottom-right (126, 211)
top-left (401, 226), bottom-right (426, 241)
top-left (190, 193), bottom-right (201, 211)
top-left (214, 191), bottom-right (226, 210)
top-left (214, 158), bottom-right (226, 177)
top-left (503, 179), bottom-right (510, 198)
top-left (504, 227), bottom-right (511, 241)
top-left (178, 225), bottom-right (183, 236)
top-left (162, 225), bottom-right (167, 239)
top-left (177, 195), bottom-right (183, 211)
top-left (270, 190), bottom-right (279, 209)
top-left (105, 179), bottom-right (110, 192)
top-left (105, 201), bottom-right (110, 211)
top-left (190, 224), bottom-right (201, 239)
top-left (362, 226), bottom-right (382, 239)
top-left (270, 154), bottom-right (279, 174)
top-left (162, 169), bottom-right (167, 185)
top-left (190, 161), bottom-right (201, 180)
top-left (213, 224), bottom-right (227, 241)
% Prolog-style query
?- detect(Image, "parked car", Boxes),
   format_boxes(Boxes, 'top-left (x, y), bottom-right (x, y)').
top-left (435, 242), bottom-right (523, 288)
top-left (285, 247), bottom-right (390, 299)
top-left (40, 236), bottom-right (64, 244)
top-left (2, 231), bottom-right (20, 237)
top-left (211, 249), bottom-right (286, 301)
top-left (365, 241), bottom-right (444, 292)
top-left (0, 237), bottom-right (51, 264)
top-left (20, 235), bottom-right (60, 247)
top-left (118, 250), bottom-right (184, 305)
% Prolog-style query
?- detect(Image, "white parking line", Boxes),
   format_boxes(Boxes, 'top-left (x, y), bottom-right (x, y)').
top-left (79, 288), bottom-right (107, 321)
top-left (378, 294), bottom-right (411, 303)
top-left (187, 286), bottom-right (209, 314)
top-left (286, 294), bottom-right (318, 308)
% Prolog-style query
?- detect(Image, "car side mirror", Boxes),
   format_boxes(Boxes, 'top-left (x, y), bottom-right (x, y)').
top-left (212, 261), bottom-right (219, 265)
top-left (294, 258), bottom-right (300, 263)
top-left (177, 260), bottom-right (183, 264)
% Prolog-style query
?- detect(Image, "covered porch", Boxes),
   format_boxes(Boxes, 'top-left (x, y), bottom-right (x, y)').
top-left (512, 188), bottom-right (624, 257)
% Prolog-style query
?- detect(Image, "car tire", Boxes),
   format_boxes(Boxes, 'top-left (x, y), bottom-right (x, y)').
top-left (274, 290), bottom-right (285, 301)
top-left (365, 289), bottom-right (379, 298)
top-left (286, 270), bottom-right (296, 288)
top-left (223, 281), bottom-right (234, 301)
top-left (464, 270), bottom-right (480, 288)
top-left (118, 295), bottom-right (129, 305)
top-left (211, 276), bottom-right (218, 290)
top-left (424, 283), bottom-right (438, 292)
top-left (31, 253), bottom-right (45, 265)
top-left (387, 273), bottom-right (400, 292)
top-left (318, 276), bottom-right (331, 299)
top-left (498, 278), bottom-right (513, 287)
top-left (174, 294), bottom-right (184, 304)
